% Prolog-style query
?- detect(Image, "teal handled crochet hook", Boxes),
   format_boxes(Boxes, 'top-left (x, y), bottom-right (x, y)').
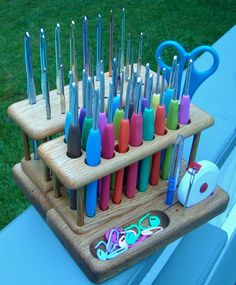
top-left (82, 77), bottom-right (93, 150)
top-left (86, 88), bottom-right (101, 217)
top-left (55, 23), bottom-right (61, 94)
top-left (162, 64), bottom-right (180, 180)
top-left (138, 73), bottom-right (154, 192)
top-left (164, 55), bottom-right (177, 116)
top-left (179, 59), bottom-right (193, 124)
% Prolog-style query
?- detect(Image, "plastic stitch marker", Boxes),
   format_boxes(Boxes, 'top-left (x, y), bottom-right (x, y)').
top-left (85, 88), bottom-right (101, 217)
top-left (106, 246), bottom-right (128, 260)
top-left (55, 23), bottom-right (61, 95)
top-left (150, 68), bottom-right (166, 185)
top-left (64, 71), bottom-right (73, 143)
top-left (138, 73), bottom-right (154, 192)
top-left (162, 64), bottom-right (180, 180)
top-left (113, 77), bottom-right (131, 204)
top-left (82, 77), bottom-right (93, 150)
top-left (166, 134), bottom-right (184, 205)
top-left (141, 63), bottom-right (150, 113)
top-left (179, 59), bottom-right (193, 124)
top-left (125, 77), bottom-right (143, 198)
top-left (164, 55), bottom-right (177, 116)
top-left (100, 81), bottom-right (115, 211)
top-left (79, 69), bottom-right (87, 132)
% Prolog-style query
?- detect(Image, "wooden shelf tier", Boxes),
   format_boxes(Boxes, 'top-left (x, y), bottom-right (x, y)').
top-left (12, 163), bottom-right (229, 283)
top-left (38, 104), bottom-right (214, 190)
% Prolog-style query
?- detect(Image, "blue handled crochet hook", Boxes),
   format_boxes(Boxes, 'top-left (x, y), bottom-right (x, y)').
top-left (86, 88), bottom-right (101, 217)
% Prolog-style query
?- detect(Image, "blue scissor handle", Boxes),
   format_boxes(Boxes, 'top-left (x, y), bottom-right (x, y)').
top-left (155, 41), bottom-right (220, 99)
top-left (155, 40), bottom-right (187, 86)
top-left (188, 46), bottom-right (219, 98)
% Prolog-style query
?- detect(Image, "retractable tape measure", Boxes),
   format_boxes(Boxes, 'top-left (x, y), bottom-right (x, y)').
top-left (178, 160), bottom-right (219, 207)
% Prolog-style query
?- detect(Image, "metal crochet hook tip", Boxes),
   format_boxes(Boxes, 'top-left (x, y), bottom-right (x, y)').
top-left (100, 71), bottom-right (105, 113)
top-left (70, 20), bottom-right (77, 82)
top-left (59, 64), bottom-right (66, 114)
top-left (120, 8), bottom-right (125, 71)
top-left (40, 28), bottom-right (47, 100)
top-left (24, 32), bottom-right (36, 105)
top-left (96, 14), bottom-right (102, 80)
top-left (43, 67), bottom-right (51, 119)
top-left (156, 56), bottom-right (161, 94)
top-left (137, 32), bottom-right (143, 77)
top-left (109, 10), bottom-right (114, 77)
top-left (147, 73), bottom-right (153, 108)
top-left (125, 33), bottom-right (131, 81)
top-left (144, 63), bottom-right (150, 98)
top-left (83, 16), bottom-right (89, 75)
top-left (107, 81), bottom-right (114, 123)
top-left (173, 64), bottom-right (180, 100)
top-left (55, 23), bottom-right (61, 94)
top-left (169, 55), bottom-right (178, 88)
top-left (124, 77), bottom-right (131, 119)
top-left (183, 58), bottom-right (193, 96)
top-left (93, 88), bottom-right (99, 130)
top-left (160, 68), bottom-right (166, 106)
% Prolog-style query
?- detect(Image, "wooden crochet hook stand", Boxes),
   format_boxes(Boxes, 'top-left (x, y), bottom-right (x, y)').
top-left (8, 68), bottom-right (229, 283)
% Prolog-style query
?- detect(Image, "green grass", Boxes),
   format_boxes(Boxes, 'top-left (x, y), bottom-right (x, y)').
top-left (0, 0), bottom-right (236, 229)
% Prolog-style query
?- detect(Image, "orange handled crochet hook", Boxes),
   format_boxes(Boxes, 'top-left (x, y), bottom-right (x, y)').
top-left (113, 78), bottom-right (131, 204)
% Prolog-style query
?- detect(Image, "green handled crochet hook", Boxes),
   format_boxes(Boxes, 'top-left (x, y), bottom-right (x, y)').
top-left (162, 64), bottom-right (180, 180)
top-left (138, 73), bottom-right (154, 192)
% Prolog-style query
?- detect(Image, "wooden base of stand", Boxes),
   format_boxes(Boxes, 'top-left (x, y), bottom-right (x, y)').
top-left (13, 163), bottom-right (229, 283)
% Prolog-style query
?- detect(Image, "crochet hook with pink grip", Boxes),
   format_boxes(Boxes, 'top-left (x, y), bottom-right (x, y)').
top-left (100, 81), bottom-right (115, 210)
top-left (125, 77), bottom-right (143, 199)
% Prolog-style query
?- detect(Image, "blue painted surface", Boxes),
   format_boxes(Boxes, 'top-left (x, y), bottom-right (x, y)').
top-left (0, 207), bottom-right (163, 285)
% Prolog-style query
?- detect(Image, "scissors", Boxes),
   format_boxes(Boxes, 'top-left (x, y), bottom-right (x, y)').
top-left (155, 40), bottom-right (219, 99)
